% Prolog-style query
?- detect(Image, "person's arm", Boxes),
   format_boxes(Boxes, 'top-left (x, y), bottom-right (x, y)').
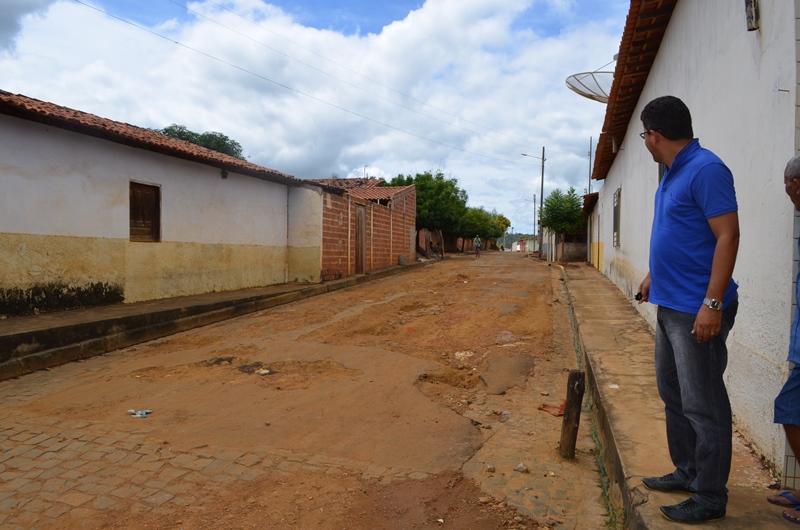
top-left (692, 211), bottom-right (739, 342)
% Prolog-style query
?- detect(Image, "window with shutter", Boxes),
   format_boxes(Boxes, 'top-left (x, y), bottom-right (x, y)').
top-left (130, 182), bottom-right (161, 242)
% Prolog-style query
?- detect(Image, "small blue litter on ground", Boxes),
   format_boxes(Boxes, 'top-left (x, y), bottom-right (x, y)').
top-left (127, 409), bottom-right (153, 418)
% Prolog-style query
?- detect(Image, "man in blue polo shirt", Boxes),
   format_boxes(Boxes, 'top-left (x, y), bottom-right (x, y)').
top-left (636, 96), bottom-right (739, 524)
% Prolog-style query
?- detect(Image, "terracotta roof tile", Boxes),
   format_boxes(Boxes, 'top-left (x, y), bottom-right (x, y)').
top-left (309, 178), bottom-right (385, 190)
top-left (308, 178), bottom-right (414, 202)
top-left (348, 185), bottom-right (414, 201)
top-left (592, 0), bottom-right (677, 181)
top-left (0, 90), bottom-right (308, 187)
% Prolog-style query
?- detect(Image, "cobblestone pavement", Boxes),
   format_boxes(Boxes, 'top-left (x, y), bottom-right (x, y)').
top-left (0, 405), bottom-right (439, 529)
top-left (1, 384), bottom-right (605, 530)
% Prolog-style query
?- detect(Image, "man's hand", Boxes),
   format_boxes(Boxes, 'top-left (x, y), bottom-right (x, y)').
top-left (637, 273), bottom-right (651, 304)
top-left (692, 305), bottom-right (723, 343)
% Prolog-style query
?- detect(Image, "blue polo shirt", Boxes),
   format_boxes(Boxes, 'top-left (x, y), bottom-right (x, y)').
top-left (649, 139), bottom-right (738, 314)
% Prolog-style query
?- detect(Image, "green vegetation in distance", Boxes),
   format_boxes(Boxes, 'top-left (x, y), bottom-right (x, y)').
top-left (153, 124), bottom-right (246, 160)
top-left (540, 187), bottom-right (585, 235)
top-left (389, 171), bottom-right (509, 244)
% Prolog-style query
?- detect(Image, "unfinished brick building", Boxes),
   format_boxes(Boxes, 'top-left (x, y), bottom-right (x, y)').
top-left (312, 179), bottom-right (416, 281)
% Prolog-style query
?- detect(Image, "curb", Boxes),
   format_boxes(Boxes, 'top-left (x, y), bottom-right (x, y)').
top-left (556, 262), bottom-right (632, 530)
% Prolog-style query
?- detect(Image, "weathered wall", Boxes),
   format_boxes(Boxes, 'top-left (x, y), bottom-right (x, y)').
top-left (0, 114), bottom-right (319, 314)
top-left (596, 0), bottom-right (796, 468)
top-left (0, 233), bottom-right (125, 314)
top-left (287, 185), bottom-right (323, 284)
top-left (557, 242), bottom-right (586, 262)
top-left (124, 242), bottom-right (288, 302)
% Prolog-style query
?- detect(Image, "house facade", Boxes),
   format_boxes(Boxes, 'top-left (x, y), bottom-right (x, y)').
top-left (0, 91), bottom-right (323, 317)
top-left (588, 0), bottom-right (798, 477)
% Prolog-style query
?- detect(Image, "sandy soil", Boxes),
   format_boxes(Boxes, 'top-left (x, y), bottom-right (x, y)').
top-left (3, 253), bottom-right (608, 529)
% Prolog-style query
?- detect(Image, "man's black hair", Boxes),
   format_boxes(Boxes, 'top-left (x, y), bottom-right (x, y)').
top-left (640, 95), bottom-right (694, 141)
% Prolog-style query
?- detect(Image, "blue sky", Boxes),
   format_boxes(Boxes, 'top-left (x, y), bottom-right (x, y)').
top-left (0, 0), bottom-right (629, 234)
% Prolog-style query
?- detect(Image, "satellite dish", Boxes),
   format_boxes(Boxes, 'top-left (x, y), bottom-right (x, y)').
top-left (565, 71), bottom-right (614, 103)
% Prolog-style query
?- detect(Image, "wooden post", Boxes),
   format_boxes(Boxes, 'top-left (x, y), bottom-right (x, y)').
top-left (559, 369), bottom-right (586, 459)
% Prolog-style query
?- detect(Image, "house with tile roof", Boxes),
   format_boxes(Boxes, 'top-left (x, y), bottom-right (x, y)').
top-left (584, 0), bottom-right (799, 480)
top-left (0, 90), bottom-right (324, 316)
top-left (309, 178), bottom-right (416, 279)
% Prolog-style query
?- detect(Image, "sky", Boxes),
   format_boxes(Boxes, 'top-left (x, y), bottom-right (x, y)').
top-left (0, 0), bottom-right (627, 235)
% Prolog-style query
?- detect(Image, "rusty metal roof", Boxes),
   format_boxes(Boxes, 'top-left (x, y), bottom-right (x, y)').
top-left (0, 90), bottom-right (308, 187)
top-left (592, 0), bottom-right (677, 181)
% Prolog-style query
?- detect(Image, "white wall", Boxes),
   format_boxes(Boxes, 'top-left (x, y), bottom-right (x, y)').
top-left (0, 114), bottom-right (319, 306)
top-left (287, 185), bottom-right (323, 283)
top-left (0, 116), bottom-right (289, 244)
top-left (598, 0), bottom-right (796, 466)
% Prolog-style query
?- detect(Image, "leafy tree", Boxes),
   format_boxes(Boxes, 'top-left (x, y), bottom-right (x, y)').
top-left (155, 124), bottom-right (246, 160)
top-left (389, 171), bottom-right (467, 232)
top-left (540, 187), bottom-right (585, 235)
top-left (495, 214), bottom-right (511, 234)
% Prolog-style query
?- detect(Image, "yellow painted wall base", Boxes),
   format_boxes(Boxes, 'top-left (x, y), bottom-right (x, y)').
top-left (590, 242), bottom-right (604, 272)
top-left (1, 232), bottom-right (124, 287)
top-left (1, 232), bottom-right (303, 312)
top-left (125, 240), bottom-right (289, 303)
top-left (287, 246), bottom-right (322, 284)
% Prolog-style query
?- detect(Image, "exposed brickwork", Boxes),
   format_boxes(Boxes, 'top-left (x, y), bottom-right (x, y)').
top-left (320, 187), bottom-right (416, 279)
top-left (321, 193), bottom-right (351, 279)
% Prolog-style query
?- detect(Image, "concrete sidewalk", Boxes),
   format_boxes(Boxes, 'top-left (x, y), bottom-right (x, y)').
top-left (562, 263), bottom-right (787, 529)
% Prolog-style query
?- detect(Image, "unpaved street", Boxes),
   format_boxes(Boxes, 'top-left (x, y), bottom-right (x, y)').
top-left (0, 253), bottom-right (607, 529)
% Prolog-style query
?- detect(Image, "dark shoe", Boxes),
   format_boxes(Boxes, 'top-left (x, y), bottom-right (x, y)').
top-left (642, 473), bottom-right (692, 493)
top-left (660, 498), bottom-right (725, 524)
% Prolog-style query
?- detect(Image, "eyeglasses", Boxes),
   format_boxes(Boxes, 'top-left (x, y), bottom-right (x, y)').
top-left (639, 130), bottom-right (650, 139)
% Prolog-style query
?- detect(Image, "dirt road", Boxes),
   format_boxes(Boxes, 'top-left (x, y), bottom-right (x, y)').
top-left (0, 252), bottom-right (608, 529)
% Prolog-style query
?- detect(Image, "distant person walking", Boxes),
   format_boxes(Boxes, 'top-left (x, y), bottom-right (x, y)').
top-left (473, 235), bottom-right (481, 257)
top-left (636, 96), bottom-right (739, 524)
top-left (768, 154), bottom-right (800, 525)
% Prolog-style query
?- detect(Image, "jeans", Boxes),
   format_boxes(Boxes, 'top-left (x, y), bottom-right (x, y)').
top-left (654, 299), bottom-right (737, 510)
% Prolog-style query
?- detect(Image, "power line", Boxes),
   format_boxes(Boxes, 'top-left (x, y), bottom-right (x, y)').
top-left (181, 0), bottom-right (540, 149)
top-left (166, 0), bottom-right (531, 151)
top-left (72, 0), bottom-right (539, 166)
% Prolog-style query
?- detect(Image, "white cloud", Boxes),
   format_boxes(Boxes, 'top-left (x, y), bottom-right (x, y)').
top-left (0, 0), bottom-right (627, 234)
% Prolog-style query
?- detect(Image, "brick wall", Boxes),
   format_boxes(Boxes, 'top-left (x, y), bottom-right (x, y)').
top-left (320, 187), bottom-right (416, 279)
top-left (321, 192), bottom-right (350, 280)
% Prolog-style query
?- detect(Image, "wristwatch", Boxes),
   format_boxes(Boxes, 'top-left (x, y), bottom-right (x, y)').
top-left (703, 298), bottom-right (722, 311)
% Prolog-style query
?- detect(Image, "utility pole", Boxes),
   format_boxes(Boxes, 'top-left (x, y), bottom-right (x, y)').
top-left (539, 146), bottom-right (545, 259)
top-left (588, 137), bottom-right (593, 194)
top-left (521, 147), bottom-right (545, 259)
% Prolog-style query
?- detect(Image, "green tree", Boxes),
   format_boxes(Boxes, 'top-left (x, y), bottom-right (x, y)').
top-left (495, 214), bottom-right (511, 234)
top-left (456, 207), bottom-right (506, 251)
top-left (389, 171), bottom-right (467, 232)
top-left (155, 124), bottom-right (246, 160)
top-left (540, 187), bottom-right (585, 235)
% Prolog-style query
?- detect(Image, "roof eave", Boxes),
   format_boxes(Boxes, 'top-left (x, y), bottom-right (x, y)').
top-left (592, 0), bottom-right (678, 182)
